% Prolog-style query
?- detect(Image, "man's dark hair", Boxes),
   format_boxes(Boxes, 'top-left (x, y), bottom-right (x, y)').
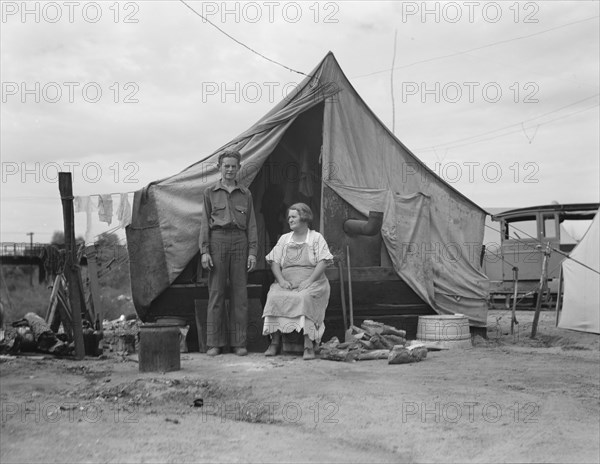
top-left (218, 150), bottom-right (242, 166)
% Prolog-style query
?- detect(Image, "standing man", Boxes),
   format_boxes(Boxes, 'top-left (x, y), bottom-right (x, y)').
top-left (200, 150), bottom-right (258, 356)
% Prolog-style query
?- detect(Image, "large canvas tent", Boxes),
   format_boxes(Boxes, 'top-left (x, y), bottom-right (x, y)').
top-left (126, 52), bottom-right (490, 327)
top-left (558, 208), bottom-right (600, 333)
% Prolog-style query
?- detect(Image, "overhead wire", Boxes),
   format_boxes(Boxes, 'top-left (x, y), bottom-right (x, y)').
top-left (484, 220), bottom-right (600, 276)
top-left (390, 29), bottom-right (398, 134)
top-left (414, 96), bottom-right (599, 152)
top-left (348, 13), bottom-right (600, 155)
top-left (179, 0), bottom-right (309, 77)
top-left (353, 15), bottom-right (600, 79)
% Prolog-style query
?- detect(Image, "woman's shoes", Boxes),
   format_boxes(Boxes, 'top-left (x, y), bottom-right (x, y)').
top-left (265, 332), bottom-right (282, 357)
top-left (303, 346), bottom-right (316, 360)
top-left (264, 343), bottom-right (280, 357)
top-left (303, 334), bottom-right (316, 360)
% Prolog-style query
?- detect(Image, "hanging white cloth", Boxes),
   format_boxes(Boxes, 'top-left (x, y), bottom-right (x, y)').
top-left (116, 193), bottom-right (132, 228)
top-left (98, 195), bottom-right (113, 225)
top-left (73, 196), bottom-right (97, 244)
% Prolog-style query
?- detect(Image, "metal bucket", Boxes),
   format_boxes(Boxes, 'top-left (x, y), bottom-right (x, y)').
top-left (138, 323), bottom-right (181, 372)
top-left (156, 317), bottom-right (189, 353)
top-left (416, 315), bottom-right (471, 342)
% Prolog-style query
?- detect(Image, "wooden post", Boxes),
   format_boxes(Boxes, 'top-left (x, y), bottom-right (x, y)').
top-left (27, 232), bottom-right (34, 286)
top-left (555, 267), bottom-right (563, 327)
top-left (59, 172), bottom-right (86, 359)
top-left (531, 243), bottom-right (550, 339)
top-left (85, 245), bottom-right (103, 329)
top-left (510, 267), bottom-right (519, 336)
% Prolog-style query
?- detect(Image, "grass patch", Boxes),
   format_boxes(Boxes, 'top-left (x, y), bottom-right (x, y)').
top-left (1, 241), bottom-right (136, 325)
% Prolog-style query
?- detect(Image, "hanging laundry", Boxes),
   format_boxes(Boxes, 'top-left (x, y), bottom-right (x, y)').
top-left (74, 195), bottom-right (90, 213)
top-left (98, 195), bottom-right (113, 225)
top-left (73, 196), bottom-right (97, 244)
top-left (116, 193), bottom-right (132, 228)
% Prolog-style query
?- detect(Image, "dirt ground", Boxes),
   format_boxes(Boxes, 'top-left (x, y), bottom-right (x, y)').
top-left (1, 309), bottom-right (599, 464)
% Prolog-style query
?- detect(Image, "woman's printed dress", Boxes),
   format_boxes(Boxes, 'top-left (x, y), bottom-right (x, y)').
top-left (262, 230), bottom-right (333, 342)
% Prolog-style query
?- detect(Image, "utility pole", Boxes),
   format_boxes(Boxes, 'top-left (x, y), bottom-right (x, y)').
top-left (26, 232), bottom-right (34, 286)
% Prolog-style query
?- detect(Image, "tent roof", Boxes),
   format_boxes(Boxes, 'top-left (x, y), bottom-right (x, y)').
top-left (127, 52), bottom-right (490, 325)
top-left (152, 52), bottom-right (487, 214)
top-left (317, 53), bottom-right (488, 215)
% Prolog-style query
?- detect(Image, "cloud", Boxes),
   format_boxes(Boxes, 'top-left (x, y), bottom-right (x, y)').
top-left (1, 0), bottom-right (598, 241)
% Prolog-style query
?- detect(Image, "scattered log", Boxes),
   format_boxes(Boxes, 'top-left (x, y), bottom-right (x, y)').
top-left (381, 326), bottom-right (407, 338)
top-left (370, 334), bottom-right (394, 350)
top-left (349, 325), bottom-right (366, 339)
top-left (319, 336), bottom-right (359, 362)
top-left (388, 343), bottom-right (428, 365)
top-left (319, 346), bottom-right (359, 362)
top-left (336, 340), bottom-right (362, 350)
top-left (322, 336), bottom-right (340, 347)
top-left (361, 320), bottom-right (384, 336)
top-left (357, 349), bottom-right (389, 361)
top-left (382, 334), bottom-right (406, 346)
top-left (358, 339), bottom-right (374, 350)
top-left (361, 320), bottom-right (407, 338)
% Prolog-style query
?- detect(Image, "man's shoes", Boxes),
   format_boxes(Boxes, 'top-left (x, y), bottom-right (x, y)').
top-left (233, 347), bottom-right (248, 356)
top-left (207, 347), bottom-right (222, 357)
top-left (264, 343), bottom-right (280, 357)
top-left (303, 347), bottom-right (316, 360)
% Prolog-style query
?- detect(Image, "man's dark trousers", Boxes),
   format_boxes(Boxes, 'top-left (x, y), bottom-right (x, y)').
top-left (207, 229), bottom-right (248, 348)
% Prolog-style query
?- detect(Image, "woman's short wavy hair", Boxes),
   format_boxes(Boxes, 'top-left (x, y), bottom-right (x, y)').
top-left (288, 203), bottom-right (313, 226)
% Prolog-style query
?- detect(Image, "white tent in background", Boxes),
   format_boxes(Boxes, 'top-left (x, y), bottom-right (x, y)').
top-left (558, 208), bottom-right (600, 334)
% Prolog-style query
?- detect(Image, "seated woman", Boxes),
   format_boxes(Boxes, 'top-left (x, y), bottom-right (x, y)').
top-left (262, 203), bottom-right (333, 360)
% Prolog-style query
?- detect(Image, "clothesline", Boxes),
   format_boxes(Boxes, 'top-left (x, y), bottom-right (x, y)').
top-left (73, 192), bottom-right (133, 244)
top-left (86, 191), bottom-right (136, 198)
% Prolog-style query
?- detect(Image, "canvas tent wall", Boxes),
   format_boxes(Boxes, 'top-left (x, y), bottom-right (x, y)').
top-left (558, 208), bottom-right (600, 334)
top-left (126, 52), bottom-right (490, 326)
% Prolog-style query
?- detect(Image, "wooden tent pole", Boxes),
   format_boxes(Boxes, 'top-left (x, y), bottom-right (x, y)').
top-left (338, 261), bottom-right (347, 331)
top-left (346, 245), bottom-right (354, 329)
top-left (59, 172), bottom-right (86, 359)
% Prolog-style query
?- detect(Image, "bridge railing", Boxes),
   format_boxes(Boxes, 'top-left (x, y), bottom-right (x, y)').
top-left (0, 242), bottom-right (50, 257)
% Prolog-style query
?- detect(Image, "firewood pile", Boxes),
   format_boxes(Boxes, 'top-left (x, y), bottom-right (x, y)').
top-left (319, 320), bottom-right (428, 364)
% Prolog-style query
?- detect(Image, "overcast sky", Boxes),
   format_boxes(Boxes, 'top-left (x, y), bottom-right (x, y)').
top-left (1, 0), bottom-right (599, 244)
